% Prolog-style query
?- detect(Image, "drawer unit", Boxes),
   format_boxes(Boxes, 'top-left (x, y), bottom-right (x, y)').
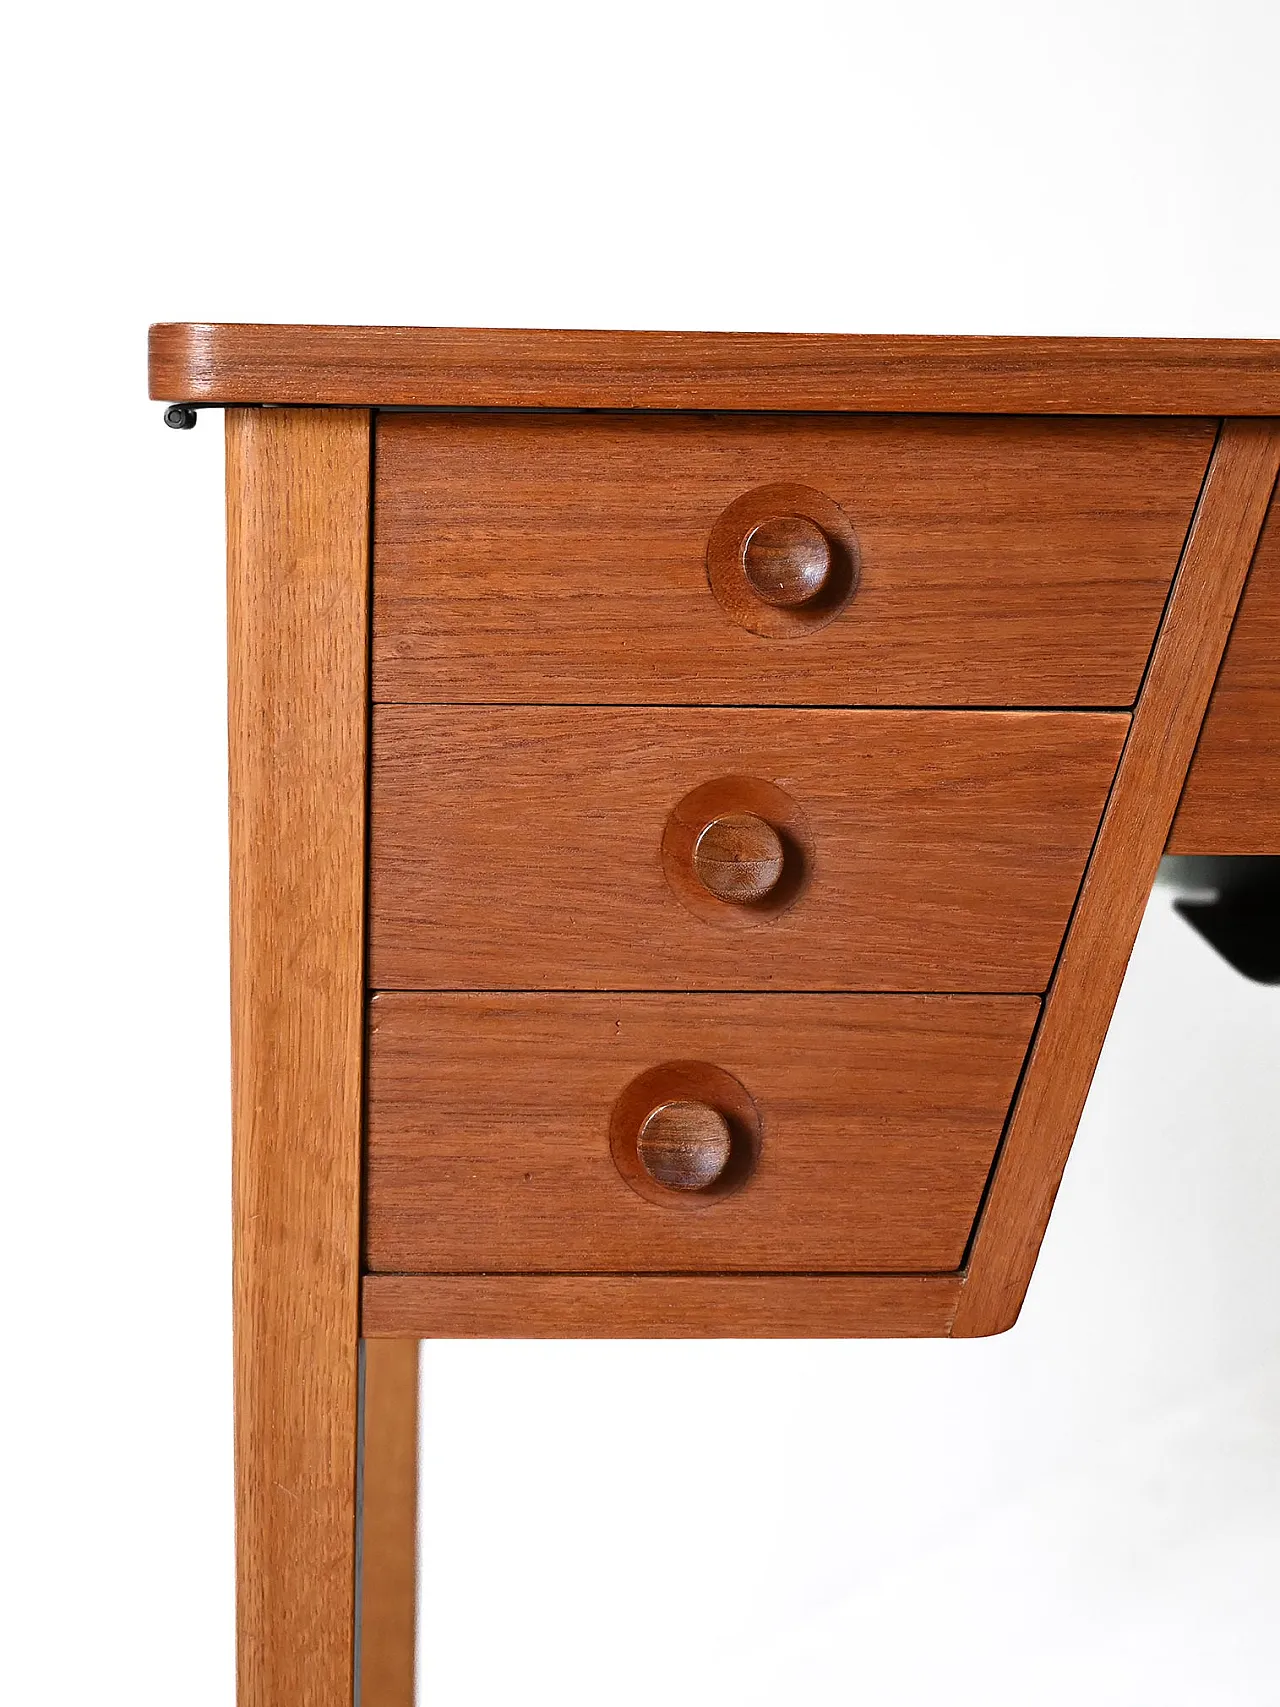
top-left (373, 410), bottom-right (1214, 707)
top-left (370, 706), bottom-right (1127, 991)
top-left (365, 402), bottom-right (1149, 1298)
top-left (364, 992), bottom-right (1039, 1273)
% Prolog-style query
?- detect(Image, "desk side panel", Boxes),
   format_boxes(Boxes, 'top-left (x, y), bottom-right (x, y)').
top-left (1168, 478), bottom-right (1280, 853)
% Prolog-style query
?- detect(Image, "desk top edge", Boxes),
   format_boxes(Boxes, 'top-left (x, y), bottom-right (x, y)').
top-left (149, 322), bottom-right (1280, 414)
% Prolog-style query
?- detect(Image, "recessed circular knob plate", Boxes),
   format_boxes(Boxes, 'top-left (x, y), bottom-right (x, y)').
top-left (693, 813), bottom-right (786, 903)
top-left (637, 1100), bottom-right (733, 1190)
top-left (707, 482), bottom-right (860, 638)
top-left (743, 515), bottom-right (832, 607)
top-left (662, 775), bottom-right (813, 931)
top-left (610, 1062), bottom-right (761, 1207)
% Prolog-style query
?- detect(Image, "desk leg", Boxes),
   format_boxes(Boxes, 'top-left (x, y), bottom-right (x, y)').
top-left (360, 1341), bottom-right (420, 1707)
top-left (227, 408), bottom-right (372, 1707)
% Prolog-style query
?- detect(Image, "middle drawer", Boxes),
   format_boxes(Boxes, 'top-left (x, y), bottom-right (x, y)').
top-left (370, 706), bottom-right (1127, 992)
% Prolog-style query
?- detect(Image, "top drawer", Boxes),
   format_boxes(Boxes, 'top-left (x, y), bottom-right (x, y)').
top-left (373, 411), bottom-right (1213, 707)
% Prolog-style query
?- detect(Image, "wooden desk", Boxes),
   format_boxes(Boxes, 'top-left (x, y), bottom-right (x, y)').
top-left (150, 324), bottom-right (1280, 1707)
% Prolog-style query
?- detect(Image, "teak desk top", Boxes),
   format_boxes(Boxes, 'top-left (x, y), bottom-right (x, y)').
top-left (151, 321), bottom-right (1280, 413)
top-left (153, 324), bottom-right (1280, 1707)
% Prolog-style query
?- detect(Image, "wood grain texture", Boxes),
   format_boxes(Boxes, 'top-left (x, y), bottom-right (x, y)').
top-left (1168, 478), bottom-right (1280, 852)
top-left (369, 708), bottom-right (1127, 992)
top-left (364, 993), bottom-right (1039, 1273)
top-left (359, 1340), bottom-right (419, 1707)
top-left (372, 411), bottom-right (1213, 706)
top-left (955, 419), bottom-right (1280, 1337)
top-left (361, 1274), bottom-right (963, 1339)
top-left (150, 322), bottom-right (1280, 413)
top-left (227, 408), bottom-right (371, 1707)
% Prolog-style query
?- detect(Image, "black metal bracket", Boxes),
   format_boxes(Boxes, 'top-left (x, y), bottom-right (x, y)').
top-left (163, 402), bottom-right (262, 428)
top-left (1162, 856), bottom-right (1280, 984)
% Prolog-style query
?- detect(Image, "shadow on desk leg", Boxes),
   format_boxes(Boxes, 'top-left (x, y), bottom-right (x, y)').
top-left (360, 1341), bottom-right (420, 1707)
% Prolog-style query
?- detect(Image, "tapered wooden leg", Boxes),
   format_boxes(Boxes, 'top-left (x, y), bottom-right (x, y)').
top-left (227, 408), bottom-right (373, 1707)
top-left (955, 420), bottom-right (1280, 1334)
top-left (360, 1341), bottom-right (420, 1707)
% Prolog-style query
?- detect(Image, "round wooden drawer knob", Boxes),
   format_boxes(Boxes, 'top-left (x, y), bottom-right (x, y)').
top-left (743, 515), bottom-right (832, 607)
top-left (693, 812), bottom-right (785, 903)
top-left (636, 1100), bottom-right (733, 1191)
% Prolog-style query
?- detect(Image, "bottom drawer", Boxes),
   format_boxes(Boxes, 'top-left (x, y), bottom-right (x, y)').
top-left (365, 993), bottom-right (1038, 1274)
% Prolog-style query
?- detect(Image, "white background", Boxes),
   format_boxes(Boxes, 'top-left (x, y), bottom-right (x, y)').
top-left (4, 2), bottom-right (1280, 1703)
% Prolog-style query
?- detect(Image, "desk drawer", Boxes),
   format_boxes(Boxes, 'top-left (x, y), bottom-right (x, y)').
top-left (364, 992), bottom-right (1038, 1274)
top-left (369, 706), bottom-right (1126, 992)
top-left (372, 410), bottom-right (1212, 706)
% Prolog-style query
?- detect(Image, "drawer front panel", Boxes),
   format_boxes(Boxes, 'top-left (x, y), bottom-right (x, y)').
top-left (365, 992), bottom-right (1039, 1273)
top-left (372, 411), bottom-right (1213, 706)
top-left (369, 707), bottom-right (1127, 992)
